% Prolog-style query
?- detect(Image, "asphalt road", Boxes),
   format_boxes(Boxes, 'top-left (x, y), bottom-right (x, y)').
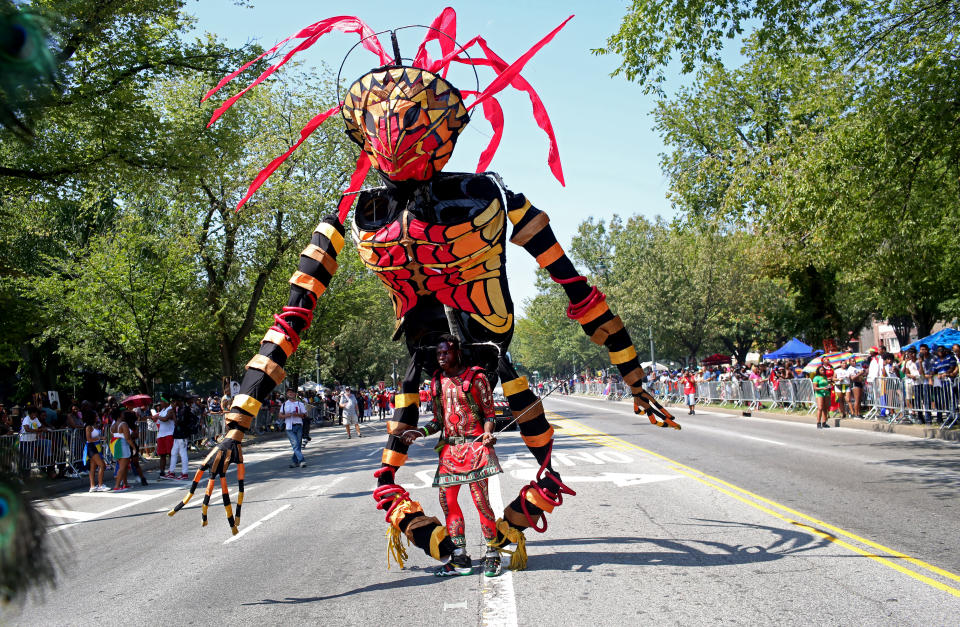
top-left (11, 396), bottom-right (960, 626)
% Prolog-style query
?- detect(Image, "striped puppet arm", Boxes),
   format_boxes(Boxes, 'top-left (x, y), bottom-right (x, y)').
top-left (168, 216), bottom-right (346, 534)
top-left (504, 189), bottom-right (680, 430)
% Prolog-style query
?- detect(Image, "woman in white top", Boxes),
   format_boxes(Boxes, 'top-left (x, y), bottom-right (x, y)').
top-left (833, 364), bottom-right (850, 418)
top-left (109, 408), bottom-right (136, 492)
top-left (83, 412), bottom-right (107, 492)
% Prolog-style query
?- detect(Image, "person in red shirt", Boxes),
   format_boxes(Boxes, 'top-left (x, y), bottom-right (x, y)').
top-left (819, 357), bottom-right (839, 412)
top-left (377, 389), bottom-right (389, 420)
top-left (680, 370), bottom-right (697, 415)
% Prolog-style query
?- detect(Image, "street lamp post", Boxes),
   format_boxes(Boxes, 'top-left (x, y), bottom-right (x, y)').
top-left (649, 326), bottom-right (655, 372)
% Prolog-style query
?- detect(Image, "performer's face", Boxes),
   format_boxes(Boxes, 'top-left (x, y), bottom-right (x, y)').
top-left (437, 341), bottom-right (460, 372)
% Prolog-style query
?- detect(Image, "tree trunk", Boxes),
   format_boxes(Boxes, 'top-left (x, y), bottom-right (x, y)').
top-left (912, 307), bottom-right (937, 339)
top-left (888, 315), bottom-right (913, 347)
top-left (219, 338), bottom-right (236, 384)
top-left (19, 344), bottom-right (46, 394)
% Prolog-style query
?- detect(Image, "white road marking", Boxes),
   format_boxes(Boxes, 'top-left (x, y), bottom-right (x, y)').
top-left (222, 476), bottom-right (344, 545)
top-left (38, 507), bottom-right (95, 521)
top-left (223, 504), bottom-right (291, 544)
top-left (480, 475), bottom-right (518, 627)
top-left (76, 490), bottom-right (143, 500)
top-left (312, 476), bottom-right (344, 497)
top-left (408, 469), bottom-right (441, 490)
top-left (508, 469), bottom-right (682, 487)
top-left (47, 439), bottom-right (338, 537)
top-left (737, 435), bottom-right (786, 446)
top-left (47, 488), bottom-right (180, 534)
top-left (444, 601), bottom-right (468, 611)
top-left (153, 485), bottom-right (254, 513)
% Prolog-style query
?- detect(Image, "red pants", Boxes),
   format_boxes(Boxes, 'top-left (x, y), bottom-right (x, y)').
top-left (439, 479), bottom-right (497, 548)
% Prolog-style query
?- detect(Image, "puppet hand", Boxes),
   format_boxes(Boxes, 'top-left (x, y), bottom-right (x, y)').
top-left (632, 388), bottom-right (681, 430)
top-left (167, 437), bottom-right (245, 534)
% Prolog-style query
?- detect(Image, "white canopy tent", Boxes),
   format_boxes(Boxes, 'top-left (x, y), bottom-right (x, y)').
top-left (641, 361), bottom-right (670, 371)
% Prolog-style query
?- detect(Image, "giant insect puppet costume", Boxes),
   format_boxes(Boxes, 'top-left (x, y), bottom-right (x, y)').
top-left (168, 8), bottom-right (681, 568)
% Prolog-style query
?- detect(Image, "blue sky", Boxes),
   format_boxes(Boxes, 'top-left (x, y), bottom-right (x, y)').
top-left (187, 1), bottom-right (679, 310)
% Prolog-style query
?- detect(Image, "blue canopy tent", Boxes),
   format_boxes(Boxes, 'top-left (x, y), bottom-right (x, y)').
top-left (903, 328), bottom-right (960, 352)
top-left (763, 337), bottom-right (821, 360)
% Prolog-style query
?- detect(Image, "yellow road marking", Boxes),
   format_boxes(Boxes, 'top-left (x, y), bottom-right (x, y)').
top-left (546, 411), bottom-right (960, 597)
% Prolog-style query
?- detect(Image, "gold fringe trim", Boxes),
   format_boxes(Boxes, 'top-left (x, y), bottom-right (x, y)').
top-left (493, 518), bottom-right (528, 571)
top-left (386, 525), bottom-right (409, 570)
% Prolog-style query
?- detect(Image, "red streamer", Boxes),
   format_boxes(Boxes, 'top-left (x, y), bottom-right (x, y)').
top-left (466, 16), bottom-right (572, 112)
top-left (461, 90), bottom-right (504, 173)
top-left (337, 152), bottom-right (373, 223)
top-left (471, 39), bottom-right (565, 184)
top-left (205, 16), bottom-right (389, 127)
top-left (413, 7), bottom-right (457, 76)
top-left (235, 103), bottom-right (343, 211)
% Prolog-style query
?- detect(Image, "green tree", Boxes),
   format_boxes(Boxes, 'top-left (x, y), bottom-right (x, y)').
top-left (602, 0), bottom-right (960, 337)
top-left (0, 0), bottom-right (248, 396)
top-left (38, 212), bottom-right (207, 394)
top-left (146, 70), bottom-right (359, 381)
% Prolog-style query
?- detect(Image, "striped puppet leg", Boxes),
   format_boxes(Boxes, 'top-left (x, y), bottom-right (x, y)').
top-left (487, 356), bottom-right (574, 570)
top-left (373, 356), bottom-right (459, 568)
top-left (169, 215), bottom-right (347, 534)
top-left (504, 189), bottom-right (680, 430)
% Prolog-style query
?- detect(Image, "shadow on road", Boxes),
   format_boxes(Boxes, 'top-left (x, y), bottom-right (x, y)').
top-left (858, 439), bottom-right (960, 499)
top-left (242, 572), bottom-right (439, 605)
top-left (525, 519), bottom-right (832, 571)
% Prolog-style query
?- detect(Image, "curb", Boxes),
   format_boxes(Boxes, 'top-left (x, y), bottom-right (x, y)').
top-left (570, 394), bottom-right (960, 442)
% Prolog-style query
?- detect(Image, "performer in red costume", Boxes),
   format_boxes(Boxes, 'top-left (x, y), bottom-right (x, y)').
top-left (403, 334), bottom-right (503, 577)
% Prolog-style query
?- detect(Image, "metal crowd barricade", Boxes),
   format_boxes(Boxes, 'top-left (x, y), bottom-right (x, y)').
top-left (615, 381), bottom-right (628, 398)
top-left (718, 380), bottom-right (740, 405)
top-left (787, 378), bottom-right (815, 414)
top-left (907, 381), bottom-right (958, 428)
top-left (254, 408), bottom-right (273, 433)
top-left (204, 412), bottom-right (225, 443)
top-left (138, 422), bottom-right (158, 456)
top-left (862, 377), bottom-right (905, 423)
top-left (737, 381), bottom-right (755, 410)
top-left (0, 434), bottom-right (18, 473)
top-left (11, 428), bottom-right (85, 477)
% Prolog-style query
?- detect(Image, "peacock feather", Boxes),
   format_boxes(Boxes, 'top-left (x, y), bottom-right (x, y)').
top-left (0, 472), bottom-right (58, 603)
top-left (0, 0), bottom-right (58, 138)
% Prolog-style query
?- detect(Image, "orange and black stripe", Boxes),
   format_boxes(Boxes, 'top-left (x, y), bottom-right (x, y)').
top-left (378, 359), bottom-right (424, 472)
top-left (507, 192), bottom-right (651, 395)
top-left (226, 216), bottom-right (346, 433)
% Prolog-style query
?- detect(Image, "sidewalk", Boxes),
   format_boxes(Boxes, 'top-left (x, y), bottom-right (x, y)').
top-left (572, 394), bottom-right (960, 442)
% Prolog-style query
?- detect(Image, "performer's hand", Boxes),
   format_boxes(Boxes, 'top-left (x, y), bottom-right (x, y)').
top-left (481, 432), bottom-right (496, 447)
top-left (401, 431), bottom-right (421, 445)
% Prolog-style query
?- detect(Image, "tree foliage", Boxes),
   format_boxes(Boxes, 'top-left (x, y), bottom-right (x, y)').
top-left (0, 1), bottom-right (401, 400)
top-left (598, 0), bottom-right (960, 341)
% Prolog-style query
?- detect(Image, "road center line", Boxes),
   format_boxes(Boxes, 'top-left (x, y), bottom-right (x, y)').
top-left (550, 396), bottom-right (790, 445)
top-left (480, 475), bottom-right (518, 627)
top-left (549, 412), bottom-right (960, 598)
